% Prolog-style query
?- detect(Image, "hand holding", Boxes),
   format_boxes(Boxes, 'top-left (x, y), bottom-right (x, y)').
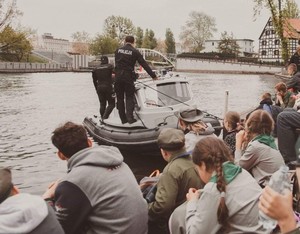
top-left (42, 179), bottom-right (60, 199)
top-left (186, 188), bottom-right (201, 202)
top-left (259, 186), bottom-right (295, 233)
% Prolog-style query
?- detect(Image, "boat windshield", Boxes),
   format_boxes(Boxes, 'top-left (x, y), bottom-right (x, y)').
top-left (141, 82), bottom-right (191, 107)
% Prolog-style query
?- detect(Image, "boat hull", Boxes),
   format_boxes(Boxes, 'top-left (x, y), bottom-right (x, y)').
top-left (83, 115), bottom-right (223, 157)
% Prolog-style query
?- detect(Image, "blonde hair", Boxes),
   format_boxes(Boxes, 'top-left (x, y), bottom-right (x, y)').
top-left (185, 120), bottom-right (207, 134)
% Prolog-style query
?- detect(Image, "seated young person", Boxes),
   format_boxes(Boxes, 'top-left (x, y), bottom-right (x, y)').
top-left (275, 82), bottom-right (296, 108)
top-left (223, 111), bottom-right (242, 155)
top-left (176, 107), bottom-right (216, 152)
top-left (0, 168), bottom-right (64, 234)
top-left (235, 109), bottom-right (285, 187)
top-left (42, 121), bottom-right (148, 234)
top-left (169, 137), bottom-right (264, 234)
top-left (148, 128), bottom-right (204, 234)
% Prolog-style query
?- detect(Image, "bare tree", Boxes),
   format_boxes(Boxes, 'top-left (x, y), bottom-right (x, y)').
top-left (71, 31), bottom-right (91, 55)
top-left (103, 15), bottom-right (135, 44)
top-left (0, 0), bottom-right (21, 30)
top-left (180, 11), bottom-right (216, 53)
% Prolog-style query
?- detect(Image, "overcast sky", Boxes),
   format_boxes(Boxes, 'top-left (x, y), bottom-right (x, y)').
top-left (16, 0), bottom-right (300, 50)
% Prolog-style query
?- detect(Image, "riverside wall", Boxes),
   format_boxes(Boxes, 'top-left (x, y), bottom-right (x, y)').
top-left (0, 62), bottom-right (74, 73)
top-left (175, 58), bottom-right (283, 74)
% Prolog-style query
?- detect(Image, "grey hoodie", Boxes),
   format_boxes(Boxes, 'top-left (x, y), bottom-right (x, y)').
top-left (52, 145), bottom-right (148, 234)
top-left (0, 193), bottom-right (64, 234)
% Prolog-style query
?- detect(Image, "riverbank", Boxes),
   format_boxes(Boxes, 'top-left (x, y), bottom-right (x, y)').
top-left (0, 60), bottom-right (284, 75)
top-left (175, 58), bottom-right (283, 74)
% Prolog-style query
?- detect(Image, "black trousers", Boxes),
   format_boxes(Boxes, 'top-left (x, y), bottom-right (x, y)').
top-left (114, 79), bottom-right (135, 123)
top-left (97, 87), bottom-right (115, 119)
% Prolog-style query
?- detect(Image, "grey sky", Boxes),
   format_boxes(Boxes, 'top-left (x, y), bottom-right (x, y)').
top-left (16, 0), bottom-right (300, 51)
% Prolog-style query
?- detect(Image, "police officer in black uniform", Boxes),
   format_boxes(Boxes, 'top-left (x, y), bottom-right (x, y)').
top-left (114, 35), bottom-right (158, 124)
top-left (289, 46), bottom-right (300, 72)
top-left (92, 56), bottom-right (115, 119)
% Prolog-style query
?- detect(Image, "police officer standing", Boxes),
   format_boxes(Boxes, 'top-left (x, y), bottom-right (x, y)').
top-left (114, 35), bottom-right (158, 124)
top-left (92, 56), bottom-right (115, 119)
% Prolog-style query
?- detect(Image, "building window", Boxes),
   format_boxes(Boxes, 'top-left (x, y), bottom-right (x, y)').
top-left (212, 42), bottom-right (214, 46)
top-left (262, 50), bottom-right (266, 55)
top-left (262, 40), bottom-right (267, 46)
top-left (268, 21), bottom-right (273, 26)
top-left (275, 39), bottom-right (280, 45)
top-left (274, 50), bottom-right (279, 55)
top-left (266, 30), bottom-right (270, 35)
top-left (271, 30), bottom-right (275, 34)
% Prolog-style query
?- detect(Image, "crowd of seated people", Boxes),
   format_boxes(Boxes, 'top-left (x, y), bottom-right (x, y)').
top-left (2, 67), bottom-right (300, 234)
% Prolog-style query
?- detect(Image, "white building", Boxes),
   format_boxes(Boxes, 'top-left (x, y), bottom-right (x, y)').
top-left (31, 33), bottom-right (71, 53)
top-left (202, 39), bottom-right (255, 56)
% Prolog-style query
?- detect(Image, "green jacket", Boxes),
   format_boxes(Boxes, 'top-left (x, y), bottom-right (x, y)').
top-left (148, 148), bottom-right (204, 223)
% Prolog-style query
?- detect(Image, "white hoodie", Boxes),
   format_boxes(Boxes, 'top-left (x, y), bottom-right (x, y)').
top-left (0, 193), bottom-right (48, 233)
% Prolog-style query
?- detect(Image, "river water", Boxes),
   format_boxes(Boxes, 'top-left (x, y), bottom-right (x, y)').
top-left (0, 72), bottom-right (280, 195)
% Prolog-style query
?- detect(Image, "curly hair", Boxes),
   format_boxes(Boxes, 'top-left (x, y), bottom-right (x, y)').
top-left (51, 122), bottom-right (89, 158)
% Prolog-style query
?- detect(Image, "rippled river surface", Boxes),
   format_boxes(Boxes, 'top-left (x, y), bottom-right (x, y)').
top-left (0, 72), bottom-right (281, 194)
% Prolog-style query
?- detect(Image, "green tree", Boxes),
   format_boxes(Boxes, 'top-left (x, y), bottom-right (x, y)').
top-left (148, 29), bottom-right (157, 49)
top-left (142, 29), bottom-right (151, 48)
top-left (71, 31), bottom-right (91, 55)
top-left (0, 25), bottom-right (32, 61)
top-left (165, 28), bottom-right (176, 53)
top-left (103, 15), bottom-right (135, 44)
top-left (135, 27), bottom-right (143, 48)
top-left (180, 11), bottom-right (217, 53)
top-left (89, 34), bottom-right (119, 55)
top-left (217, 31), bottom-right (241, 57)
top-left (254, 0), bottom-right (299, 63)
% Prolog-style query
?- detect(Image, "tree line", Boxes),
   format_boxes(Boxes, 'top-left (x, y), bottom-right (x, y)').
top-left (0, 0), bottom-right (299, 63)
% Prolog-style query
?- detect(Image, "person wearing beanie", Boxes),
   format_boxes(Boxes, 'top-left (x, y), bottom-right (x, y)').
top-left (114, 35), bottom-right (158, 124)
top-left (92, 55), bottom-right (115, 119)
top-left (148, 128), bottom-right (203, 234)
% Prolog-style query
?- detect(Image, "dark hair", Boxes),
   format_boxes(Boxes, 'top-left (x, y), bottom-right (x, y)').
top-left (100, 56), bottom-right (109, 64)
top-left (0, 168), bottom-right (13, 203)
top-left (245, 109), bottom-right (274, 136)
top-left (51, 122), bottom-right (89, 158)
top-left (192, 137), bottom-right (233, 232)
top-left (125, 35), bottom-right (135, 44)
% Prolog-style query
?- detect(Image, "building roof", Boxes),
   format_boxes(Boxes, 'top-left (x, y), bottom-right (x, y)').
top-left (283, 18), bottom-right (300, 39)
top-left (259, 17), bottom-right (300, 40)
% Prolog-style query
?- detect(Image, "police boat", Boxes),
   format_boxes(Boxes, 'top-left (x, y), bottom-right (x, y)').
top-left (83, 74), bottom-right (222, 157)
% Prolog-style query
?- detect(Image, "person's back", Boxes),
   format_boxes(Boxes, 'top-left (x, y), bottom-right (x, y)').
top-left (169, 137), bottom-right (264, 234)
top-left (0, 168), bottom-right (64, 234)
top-left (57, 145), bottom-right (148, 234)
top-left (236, 140), bottom-right (285, 186)
top-left (287, 71), bottom-right (300, 93)
top-left (43, 122), bottom-right (148, 234)
top-left (92, 64), bottom-right (114, 89)
top-left (148, 128), bottom-right (203, 234)
top-left (235, 110), bottom-right (285, 187)
top-left (92, 56), bottom-right (115, 119)
top-left (176, 107), bottom-right (216, 152)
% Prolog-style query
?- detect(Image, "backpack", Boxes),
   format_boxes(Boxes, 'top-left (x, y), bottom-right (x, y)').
top-left (139, 170), bottom-right (161, 203)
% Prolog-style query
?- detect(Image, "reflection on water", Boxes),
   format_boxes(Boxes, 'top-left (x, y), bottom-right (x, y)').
top-left (0, 72), bottom-right (280, 195)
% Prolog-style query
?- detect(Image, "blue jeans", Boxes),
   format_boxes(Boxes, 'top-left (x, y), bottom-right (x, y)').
top-left (277, 108), bottom-right (300, 163)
